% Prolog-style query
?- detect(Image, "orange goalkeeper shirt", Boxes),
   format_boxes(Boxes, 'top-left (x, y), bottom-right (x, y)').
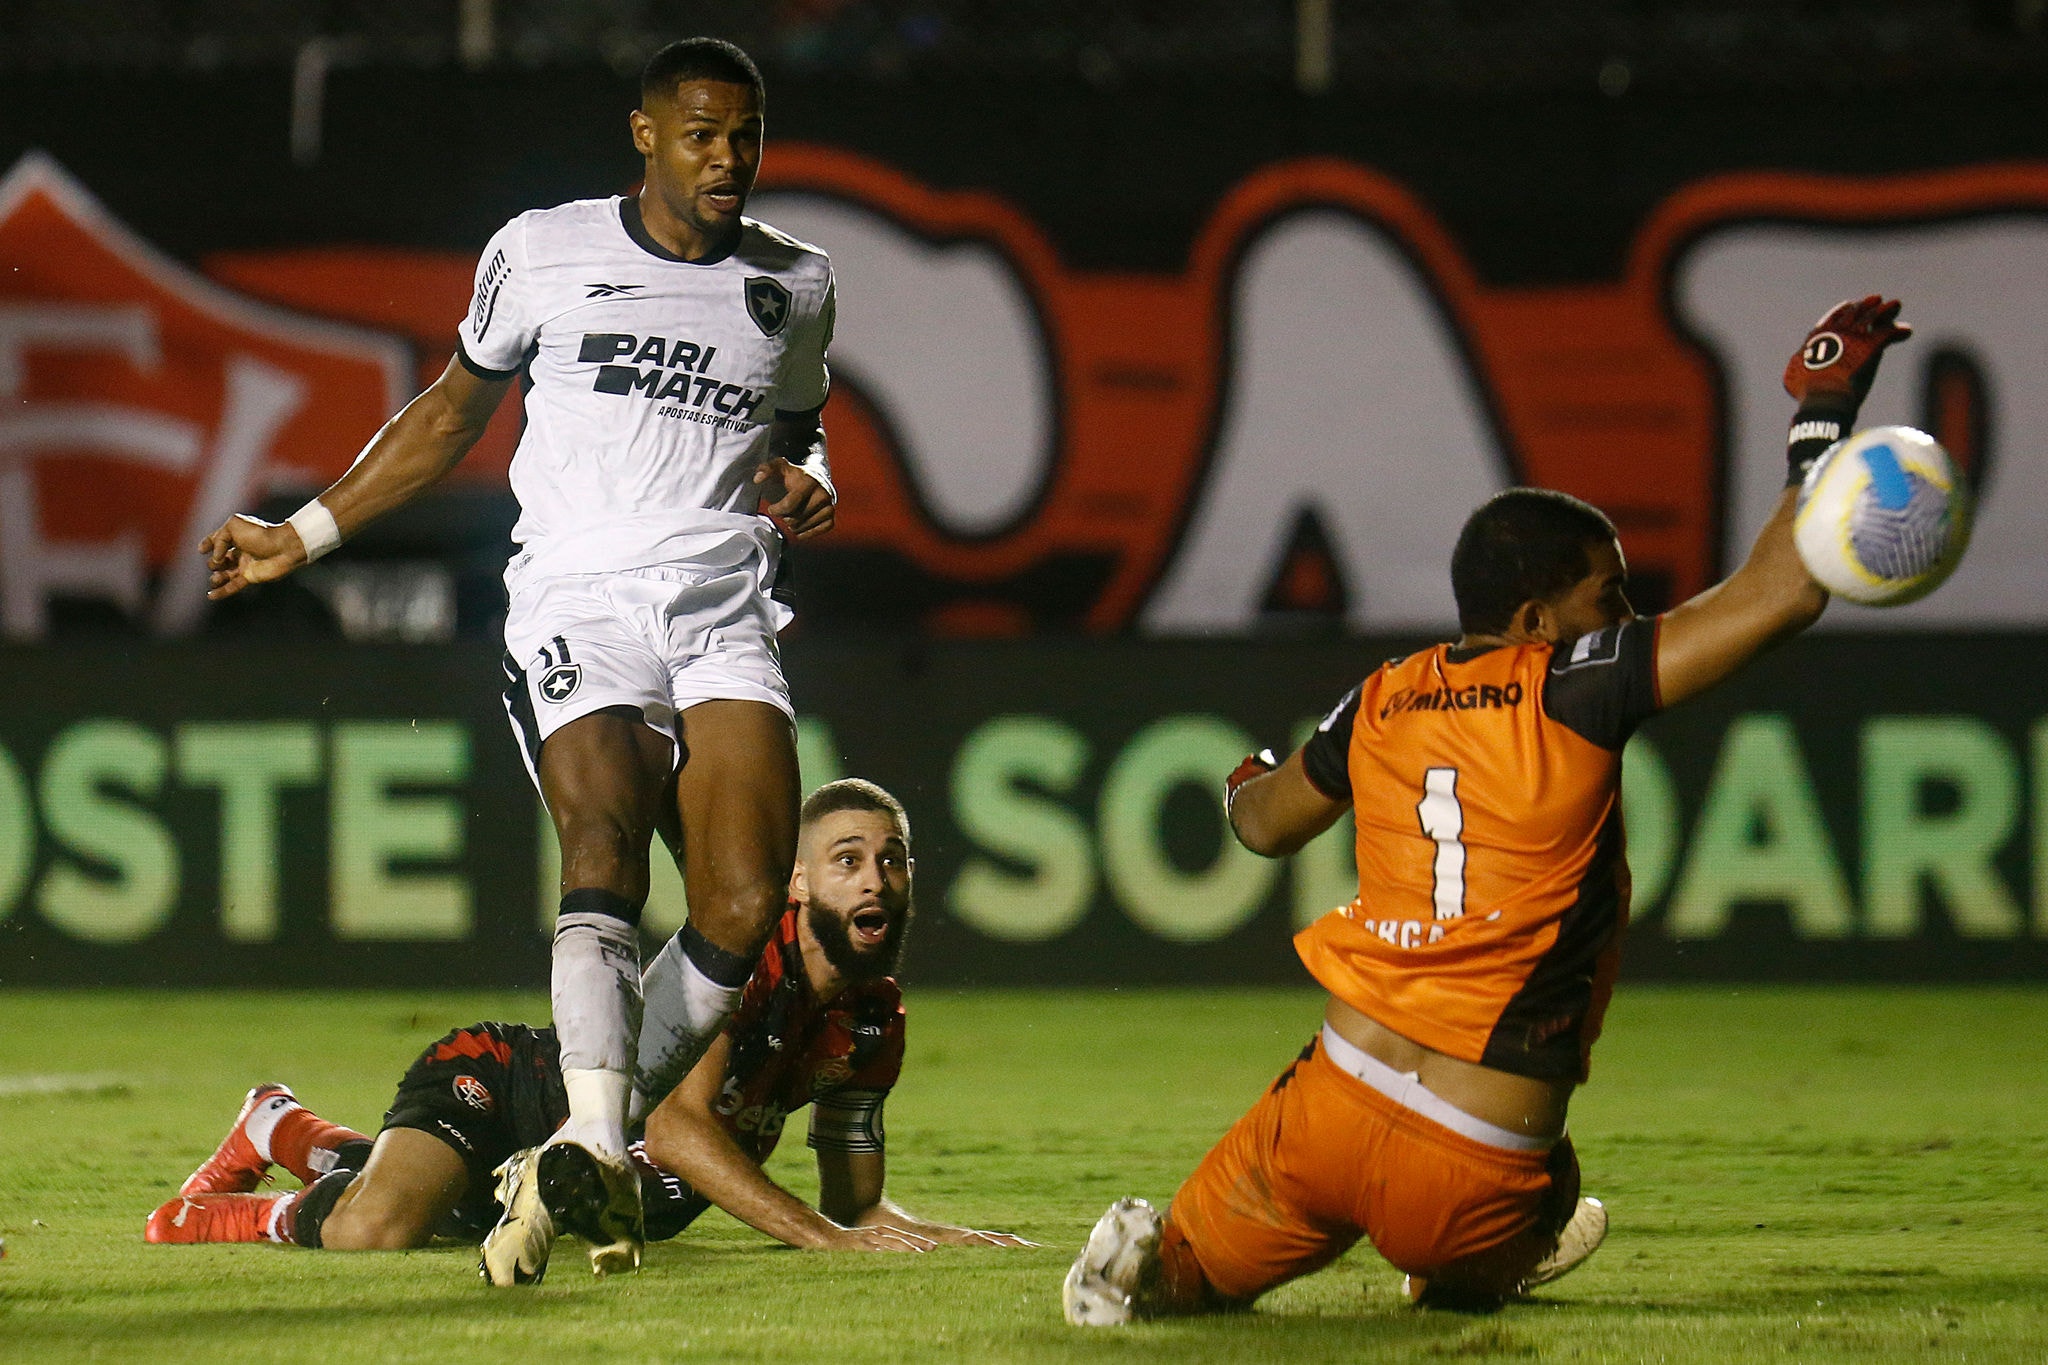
top-left (1292, 618), bottom-right (1661, 1084)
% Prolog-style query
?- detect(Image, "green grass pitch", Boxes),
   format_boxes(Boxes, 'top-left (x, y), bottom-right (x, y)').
top-left (3, 985), bottom-right (2047, 1363)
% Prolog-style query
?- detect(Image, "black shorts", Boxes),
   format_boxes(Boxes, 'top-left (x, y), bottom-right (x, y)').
top-left (636, 1142), bottom-right (713, 1242)
top-left (381, 1020), bottom-right (715, 1241)
top-left (382, 1022), bottom-right (569, 1231)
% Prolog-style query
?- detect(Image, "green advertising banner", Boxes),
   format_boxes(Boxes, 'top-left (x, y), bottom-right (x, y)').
top-left (1, 635), bottom-right (2043, 986)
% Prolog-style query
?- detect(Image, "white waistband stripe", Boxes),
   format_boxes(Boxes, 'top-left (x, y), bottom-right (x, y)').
top-left (1319, 1025), bottom-right (1550, 1152)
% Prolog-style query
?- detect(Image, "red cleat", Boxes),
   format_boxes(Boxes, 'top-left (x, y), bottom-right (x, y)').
top-left (178, 1084), bottom-right (296, 1197)
top-left (145, 1190), bottom-right (288, 1245)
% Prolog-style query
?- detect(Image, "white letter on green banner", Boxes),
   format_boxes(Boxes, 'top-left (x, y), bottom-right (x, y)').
top-left (176, 723), bottom-right (321, 942)
top-left (330, 722), bottom-right (471, 940)
top-left (950, 716), bottom-right (1096, 942)
top-left (1862, 717), bottom-right (2022, 938)
top-left (1101, 716), bottom-right (1278, 943)
top-left (37, 721), bottom-right (179, 944)
top-left (1664, 715), bottom-right (1853, 940)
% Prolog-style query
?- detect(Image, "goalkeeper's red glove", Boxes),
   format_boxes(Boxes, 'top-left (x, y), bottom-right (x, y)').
top-left (1224, 749), bottom-right (1279, 822)
top-left (1782, 295), bottom-right (1912, 485)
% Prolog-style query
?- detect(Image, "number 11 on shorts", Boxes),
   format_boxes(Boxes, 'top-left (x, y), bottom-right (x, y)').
top-left (1416, 767), bottom-right (1466, 921)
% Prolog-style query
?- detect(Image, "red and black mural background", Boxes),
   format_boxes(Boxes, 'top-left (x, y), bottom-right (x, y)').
top-left (3, 71), bottom-right (2045, 638)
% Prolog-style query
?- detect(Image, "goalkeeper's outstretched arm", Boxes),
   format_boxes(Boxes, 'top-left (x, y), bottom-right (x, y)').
top-left (1655, 295), bottom-right (1910, 707)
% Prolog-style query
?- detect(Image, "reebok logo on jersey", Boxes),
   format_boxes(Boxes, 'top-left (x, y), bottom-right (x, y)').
top-left (584, 282), bottom-right (643, 298)
top-left (577, 331), bottom-right (766, 427)
top-left (1378, 680), bottom-right (1524, 720)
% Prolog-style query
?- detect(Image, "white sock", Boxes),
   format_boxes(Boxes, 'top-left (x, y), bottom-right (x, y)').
top-left (552, 909), bottom-right (643, 1156)
top-left (243, 1091), bottom-right (303, 1164)
top-left (556, 1068), bottom-right (632, 1160)
top-left (631, 933), bottom-right (746, 1122)
top-left (263, 1190), bottom-right (297, 1244)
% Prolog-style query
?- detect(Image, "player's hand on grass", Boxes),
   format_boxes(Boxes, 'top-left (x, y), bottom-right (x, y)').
top-left (753, 458), bottom-right (836, 540)
top-left (940, 1227), bottom-right (1036, 1249)
top-left (1782, 295), bottom-right (1911, 409)
top-left (817, 1223), bottom-right (934, 1253)
top-left (198, 514), bottom-right (309, 600)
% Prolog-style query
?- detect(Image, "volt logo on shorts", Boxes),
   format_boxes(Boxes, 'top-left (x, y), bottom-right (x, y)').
top-left (433, 1119), bottom-right (476, 1154)
top-left (536, 635), bottom-right (580, 704)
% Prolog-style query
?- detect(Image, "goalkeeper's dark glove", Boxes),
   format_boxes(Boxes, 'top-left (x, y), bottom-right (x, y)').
top-left (1782, 295), bottom-right (1912, 486)
top-left (1224, 749), bottom-right (1280, 823)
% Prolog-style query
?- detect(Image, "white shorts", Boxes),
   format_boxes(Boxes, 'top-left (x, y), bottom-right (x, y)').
top-left (500, 559), bottom-right (793, 788)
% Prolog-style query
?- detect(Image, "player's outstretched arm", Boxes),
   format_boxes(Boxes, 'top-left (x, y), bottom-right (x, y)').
top-left (198, 356), bottom-right (512, 600)
top-left (1653, 486), bottom-right (1823, 707)
top-left (1654, 295), bottom-right (1911, 707)
top-left (816, 1148), bottom-right (1034, 1249)
top-left (753, 409), bottom-right (835, 540)
top-left (641, 1036), bottom-right (930, 1252)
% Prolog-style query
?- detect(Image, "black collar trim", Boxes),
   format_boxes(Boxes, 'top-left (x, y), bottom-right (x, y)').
top-left (619, 196), bottom-right (738, 266)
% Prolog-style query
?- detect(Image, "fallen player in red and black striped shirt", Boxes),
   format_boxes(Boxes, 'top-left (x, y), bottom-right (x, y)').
top-left (144, 779), bottom-right (1029, 1277)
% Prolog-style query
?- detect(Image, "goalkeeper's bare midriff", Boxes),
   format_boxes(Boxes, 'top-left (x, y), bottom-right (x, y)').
top-left (1323, 996), bottom-right (1571, 1145)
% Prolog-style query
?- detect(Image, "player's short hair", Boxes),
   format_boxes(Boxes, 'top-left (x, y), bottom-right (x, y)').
top-left (640, 37), bottom-right (764, 110)
top-left (1451, 488), bottom-right (1618, 635)
top-left (801, 779), bottom-right (910, 848)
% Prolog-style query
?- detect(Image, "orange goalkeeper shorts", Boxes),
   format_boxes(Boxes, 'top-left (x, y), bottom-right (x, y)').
top-left (1161, 1031), bottom-right (1579, 1303)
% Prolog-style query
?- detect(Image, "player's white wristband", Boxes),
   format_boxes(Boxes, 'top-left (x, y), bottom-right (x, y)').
top-left (803, 461), bottom-right (838, 506)
top-left (287, 498), bottom-right (342, 563)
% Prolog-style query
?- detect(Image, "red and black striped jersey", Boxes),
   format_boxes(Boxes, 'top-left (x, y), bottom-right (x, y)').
top-left (713, 905), bottom-right (905, 1163)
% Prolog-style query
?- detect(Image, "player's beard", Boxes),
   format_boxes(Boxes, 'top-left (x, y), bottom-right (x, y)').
top-left (806, 895), bottom-right (912, 983)
top-left (684, 188), bottom-right (745, 241)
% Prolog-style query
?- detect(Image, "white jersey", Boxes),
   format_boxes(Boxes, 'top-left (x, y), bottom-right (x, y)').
top-left (459, 195), bottom-right (835, 588)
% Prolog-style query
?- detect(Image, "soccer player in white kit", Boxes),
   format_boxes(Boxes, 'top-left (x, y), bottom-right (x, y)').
top-left (199, 38), bottom-right (837, 1284)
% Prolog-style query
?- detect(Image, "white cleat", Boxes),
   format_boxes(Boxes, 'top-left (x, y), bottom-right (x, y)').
top-left (479, 1147), bottom-right (556, 1286)
top-left (1062, 1196), bottom-right (1163, 1326)
top-left (1402, 1197), bottom-right (1608, 1307)
top-left (1520, 1196), bottom-right (1608, 1291)
top-left (536, 1138), bottom-right (643, 1277)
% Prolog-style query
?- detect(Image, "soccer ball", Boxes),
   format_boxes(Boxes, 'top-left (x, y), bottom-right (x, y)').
top-left (1792, 425), bottom-right (1971, 606)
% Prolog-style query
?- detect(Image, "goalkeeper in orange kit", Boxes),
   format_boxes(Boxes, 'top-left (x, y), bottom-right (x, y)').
top-left (1064, 296), bottom-right (1911, 1321)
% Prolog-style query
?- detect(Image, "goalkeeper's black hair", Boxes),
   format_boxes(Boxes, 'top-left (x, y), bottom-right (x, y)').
top-left (1450, 488), bottom-right (1618, 635)
top-left (802, 778), bottom-right (910, 848)
top-left (640, 37), bottom-right (764, 110)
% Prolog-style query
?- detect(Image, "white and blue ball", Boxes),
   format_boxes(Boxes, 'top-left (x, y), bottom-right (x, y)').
top-left (1792, 424), bottom-right (1971, 606)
